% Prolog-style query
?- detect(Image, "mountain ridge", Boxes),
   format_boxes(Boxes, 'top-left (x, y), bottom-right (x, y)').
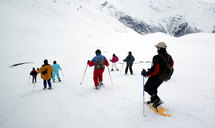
top-left (97, 0), bottom-right (214, 37)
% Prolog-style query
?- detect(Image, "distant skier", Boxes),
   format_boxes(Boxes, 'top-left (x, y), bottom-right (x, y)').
top-left (30, 67), bottom-right (38, 83)
top-left (87, 49), bottom-right (109, 90)
top-left (110, 54), bottom-right (119, 71)
top-left (52, 60), bottom-right (62, 82)
top-left (141, 42), bottom-right (174, 108)
top-left (123, 51), bottom-right (135, 75)
top-left (37, 59), bottom-right (53, 89)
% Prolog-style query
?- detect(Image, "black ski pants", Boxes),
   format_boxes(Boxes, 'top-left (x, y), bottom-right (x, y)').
top-left (125, 65), bottom-right (133, 74)
top-left (144, 76), bottom-right (163, 96)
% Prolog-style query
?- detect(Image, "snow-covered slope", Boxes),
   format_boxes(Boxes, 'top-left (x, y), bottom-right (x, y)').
top-left (0, 0), bottom-right (215, 128)
top-left (86, 0), bottom-right (215, 36)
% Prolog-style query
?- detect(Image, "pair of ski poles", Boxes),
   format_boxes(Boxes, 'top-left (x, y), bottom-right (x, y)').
top-left (80, 64), bottom-right (113, 86)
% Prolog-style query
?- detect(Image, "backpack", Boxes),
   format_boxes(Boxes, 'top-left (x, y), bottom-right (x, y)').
top-left (95, 56), bottom-right (105, 70)
top-left (42, 69), bottom-right (48, 75)
top-left (157, 54), bottom-right (174, 81)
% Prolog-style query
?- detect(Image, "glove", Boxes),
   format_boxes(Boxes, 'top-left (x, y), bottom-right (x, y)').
top-left (141, 69), bottom-right (146, 77)
top-left (87, 60), bottom-right (90, 64)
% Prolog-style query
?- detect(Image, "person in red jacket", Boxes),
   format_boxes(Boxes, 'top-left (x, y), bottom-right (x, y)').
top-left (88, 49), bottom-right (109, 90)
top-left (110, 54), bottom-right (119, 71)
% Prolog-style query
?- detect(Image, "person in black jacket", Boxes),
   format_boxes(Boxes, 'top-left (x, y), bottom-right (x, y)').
top-left (141, 42), bottom-right (174, 108)
top-left (123, 51), bottom-right (135, 75)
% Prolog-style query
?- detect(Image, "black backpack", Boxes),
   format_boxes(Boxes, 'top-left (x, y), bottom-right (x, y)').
top-left (95, 56), bottom-right (105, 70)
top-left (157, 54), bottom-right (174, 81)
top-left (42, 69), bottom-right (48, 75)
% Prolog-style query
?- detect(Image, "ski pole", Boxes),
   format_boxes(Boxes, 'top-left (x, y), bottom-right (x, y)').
top-left (32, 82), bottom-right (36, 93)
top-left (61, 70), bottom-right (65, 80)
top-left (28, 75), bottom-right (31, 84)
top-left (143, 76), bottom-right (145, 116)
top-left (120, 62), bottom-right (124, 75)
top-left (80, 64), bottom-right (88, 84)
top-left (107, 66), bottom-right (113, 86)
top-left (52, 80), bottom-right (55, 88)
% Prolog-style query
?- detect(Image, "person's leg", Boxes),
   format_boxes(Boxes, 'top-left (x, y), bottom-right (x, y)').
top-left (35, 75), bottom-right (37, 83)
top-left (52, 72), bottom-right (56, 82)
top-left (47, 79), bottom-right (52, 89)
top-left (111, 63), bottom-right (114, 71)
top-left (125, 65), bottom-right (129, 74)
top-left (129, 65), bottom-right (133, 74)
top-left (32, 76), bottom-right (35, 83)
top-left (144, 76), bottom-right (163, 97)
top-left (98, 69), bottom-right (104, 85)
top-left (56, 73), bottom-right (61, 82)
top-left (114, 63), bottom-right (119, 71)
top-left (43, 80), bottom-right (47, 89)
top-left (93, 69), bottom-right (99, 87)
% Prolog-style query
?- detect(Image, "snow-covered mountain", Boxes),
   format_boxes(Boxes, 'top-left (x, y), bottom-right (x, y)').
top-left (86, 0), bottom-right (215, 37)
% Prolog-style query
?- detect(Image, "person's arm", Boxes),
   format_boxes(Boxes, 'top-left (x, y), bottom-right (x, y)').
top-left (105, 59), bottom-right (109, 66)
top-left (88, 58), bottom-right (96, 67)
top-left (37, 67), bottom-right (42, 74)
top-left (58, 64), bottom-right (62, 70)
top-left (146, 56), bottom-right (160, 77)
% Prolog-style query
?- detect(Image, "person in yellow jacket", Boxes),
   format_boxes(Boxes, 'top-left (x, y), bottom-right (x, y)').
top-left (37, 59), bottom-right (53, 89)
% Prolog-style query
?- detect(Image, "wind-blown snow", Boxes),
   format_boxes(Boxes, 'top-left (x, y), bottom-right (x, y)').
top-left (0, 0), bottom-right (215, 128)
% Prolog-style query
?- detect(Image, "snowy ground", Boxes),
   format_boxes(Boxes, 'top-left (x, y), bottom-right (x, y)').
top-left (0, 0), bottom-right (215, 128)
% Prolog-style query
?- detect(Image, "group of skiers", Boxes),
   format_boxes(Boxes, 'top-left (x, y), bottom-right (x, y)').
top-left (30, 60), bottom-right (62, 89)
top-left (87, 42), bottom-right (174, 108)
top-left (30, 41), bottom-right (174, 109)
top-left (87, 49), bottom-right (135, 89)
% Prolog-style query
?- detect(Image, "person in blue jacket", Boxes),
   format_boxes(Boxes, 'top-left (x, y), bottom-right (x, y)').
top-left (87, 49), bottom-right (109, 90)
top-left (52, 60), bottom-right (62, 82)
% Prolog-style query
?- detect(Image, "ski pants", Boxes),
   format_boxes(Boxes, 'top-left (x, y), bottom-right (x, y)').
top-left (111, 63), bottom-right (118, 70)
top-left (125, 64), bottom-right (133, 74)
top-left (144, 76), bottom-right (163, 96)
top-left (43, 79), bottom-right (52, 88)
top-left (93, 69), bottom-right (104, 87)
top-left (32, 75), bottom-right (37, 83)
top-left (52, 72), bottom-right (60, 80)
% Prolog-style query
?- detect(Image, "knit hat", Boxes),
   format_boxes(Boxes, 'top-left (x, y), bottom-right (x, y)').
top-left (95, 49), bottom-right (101, 54)
top-left (44, 59), bottom-right (48, 65)
top-left (155, 42), bottom-right (167, 48)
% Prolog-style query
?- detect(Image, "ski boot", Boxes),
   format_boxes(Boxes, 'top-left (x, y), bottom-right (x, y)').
top-left (48, 86), bottom-right (53, 90)
top-left (152, 98), bottom-right (164, 111)
top-left (145, 95), bottom-right (158, 105)
top-left (95, 86), bottom-right (99, 90)
top-left (99, 82), bottom-right (104, 87)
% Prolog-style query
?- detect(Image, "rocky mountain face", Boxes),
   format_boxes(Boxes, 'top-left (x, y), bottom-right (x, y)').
top-left (99, 1), bottom-right (213, 37)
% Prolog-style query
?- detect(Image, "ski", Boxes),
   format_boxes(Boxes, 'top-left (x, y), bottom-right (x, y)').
top-left (146, 103), bottom-right (172, 116)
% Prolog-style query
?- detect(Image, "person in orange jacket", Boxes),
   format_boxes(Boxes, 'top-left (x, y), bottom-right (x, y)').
top-left (87, 49), bottom-right (109, 90)
top-left (37, 59), bottom-right (53, 89)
